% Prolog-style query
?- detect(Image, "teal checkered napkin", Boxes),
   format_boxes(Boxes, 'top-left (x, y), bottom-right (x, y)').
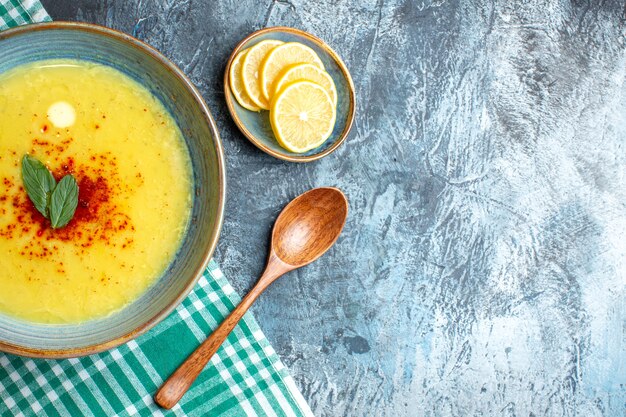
top-left (1, 262), bottom-right (313, 416)
top-left (0, 0), bottom-right (50, 27)
top-left (0, 3), bottom-right (314, 417)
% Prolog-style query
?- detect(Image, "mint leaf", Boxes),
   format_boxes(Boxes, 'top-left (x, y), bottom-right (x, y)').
top-left (49, 175), bottom-right (79, 229)
top-left (21, 155), bottom-right (56, 218)
top-left (22, 155), bottom-right (80, 229)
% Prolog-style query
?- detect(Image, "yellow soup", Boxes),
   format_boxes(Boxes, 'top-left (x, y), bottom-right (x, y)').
top-left (0, 60), bottom-right (192, 323)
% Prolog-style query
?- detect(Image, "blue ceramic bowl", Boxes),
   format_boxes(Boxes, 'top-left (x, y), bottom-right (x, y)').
top-left (0, 22), bottom-right (225, 358)
top-left (224, 27), bottom-right (356, 162)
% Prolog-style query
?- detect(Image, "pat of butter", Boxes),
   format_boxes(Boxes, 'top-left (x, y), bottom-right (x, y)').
top-left (47, 101), bottom-right (76, 128)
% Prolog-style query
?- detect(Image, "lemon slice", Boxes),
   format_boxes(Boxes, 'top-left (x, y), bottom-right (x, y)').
top-left (260, 42), bottom-right (324, 102)
top-left (242, 40), bottom-right (283, 110)
top-left (273, 63), bottom-right (337, 106)
top-left (229, 48), bottom-right (261, 112)
top-left (270, 81), bottom-right (336, 153)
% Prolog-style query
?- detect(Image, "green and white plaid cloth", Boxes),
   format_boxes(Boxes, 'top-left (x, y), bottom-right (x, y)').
top-left (0, 3), bottom-right (314, 417)
top-left (0, 0), bottom-right (49, 27)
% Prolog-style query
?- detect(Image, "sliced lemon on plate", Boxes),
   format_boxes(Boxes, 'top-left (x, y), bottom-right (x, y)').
top-left (273, 63), bottom-right (337, 106)
top-left (229, 48), bottom-right (261, 112)
top-left (242, 39), bottom-right (283, 110)
top-left (270, 80), bottom-right (336, 153)
top-left (260, 42), bottom-right (324, 102)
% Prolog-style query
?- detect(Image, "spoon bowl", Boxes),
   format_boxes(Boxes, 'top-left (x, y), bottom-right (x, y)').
top-left (155, 187), bottom-right (348, 409)
top-left (273, 187), bottom-right (348, 267)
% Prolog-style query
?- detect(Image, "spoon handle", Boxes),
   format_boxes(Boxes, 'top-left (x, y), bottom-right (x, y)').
top-left (154, 256), bottom-right (289, 409)
top-left (154, 286), bottom-right (262, 409)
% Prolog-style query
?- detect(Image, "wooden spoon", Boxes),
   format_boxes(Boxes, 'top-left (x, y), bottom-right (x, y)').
top-left (154, 187), bottom-right (348, 409)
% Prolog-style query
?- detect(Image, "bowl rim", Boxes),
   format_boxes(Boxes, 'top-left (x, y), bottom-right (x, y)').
top-left (223, 26), bottom-right (356, 163)
top-left (0, 21), bottom-right (226, 358)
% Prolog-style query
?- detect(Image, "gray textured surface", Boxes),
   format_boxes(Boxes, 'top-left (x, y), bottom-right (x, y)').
top-left (41, 1), bottom-right (626, 416)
